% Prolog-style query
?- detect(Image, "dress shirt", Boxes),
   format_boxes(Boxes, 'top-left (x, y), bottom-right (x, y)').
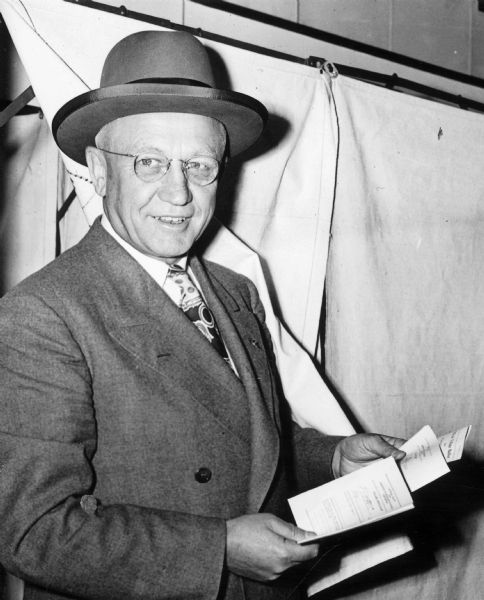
top-left (100, 213), bottom-right (238, 374)
top-left (101, 213), bottom-right (190, 304)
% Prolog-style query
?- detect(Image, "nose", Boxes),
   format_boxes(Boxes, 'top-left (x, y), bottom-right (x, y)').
top-left (156, 160), bottom-right (191, 206)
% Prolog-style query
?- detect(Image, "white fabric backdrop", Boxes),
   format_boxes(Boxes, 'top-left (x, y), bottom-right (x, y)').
top-left (0, 115), bottom-right (57, 293)
top-left (326, 75), bottom-right (484, 599)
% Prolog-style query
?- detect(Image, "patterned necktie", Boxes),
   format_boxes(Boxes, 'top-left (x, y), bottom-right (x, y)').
top-left (167, 264), bottom-right (234, 369)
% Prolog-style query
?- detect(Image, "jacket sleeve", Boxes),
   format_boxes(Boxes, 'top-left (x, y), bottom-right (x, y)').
top-left (243, 276), bottom-right (343, 492)
top-left (0, 291), bottom-right (226, 600)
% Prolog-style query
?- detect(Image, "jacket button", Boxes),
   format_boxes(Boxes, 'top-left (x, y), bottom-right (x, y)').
top-left (195, 467), bottom-right (212, 483)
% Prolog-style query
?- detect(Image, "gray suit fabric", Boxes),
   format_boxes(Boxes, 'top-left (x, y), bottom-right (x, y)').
top-left (0, 220), bottom-right (339, 600)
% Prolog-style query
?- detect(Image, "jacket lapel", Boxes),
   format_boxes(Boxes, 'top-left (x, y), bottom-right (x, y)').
top-left (82, 222), bottom-right (250, 452)
top-left (191, 257), bottom-right (280, 513)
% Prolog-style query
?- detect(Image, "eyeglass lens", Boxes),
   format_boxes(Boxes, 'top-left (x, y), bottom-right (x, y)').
top-left (134, 155), bottom-right (219, 186)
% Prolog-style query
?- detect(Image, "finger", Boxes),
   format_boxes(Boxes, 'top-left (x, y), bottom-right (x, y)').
top-left (291, 525), bottom-right (319, 545)
top-left (370, 435), bottom-right (406, 460)
top-left (284, 539), bottom-right (320, 564)
top-left (360, 434), bottom-right (399, 458)
top-left (269, 516), bottom-right (316, 542)
top-left (380, 435), bottom-right (407, 450)
top-left (281, 532), bottom-right (320, 563)
top-left (267, 517), bottom-right (319, 563)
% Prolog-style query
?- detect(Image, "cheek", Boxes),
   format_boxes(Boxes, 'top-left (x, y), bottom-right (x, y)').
top-left (195, 206), bottom-right (215, 238)
top-left (203, 201), bottom-right (216, 223)
top-left (196, 190), bottom-right (217, 221)
top-left (120, 184), bottom-right (156, 218)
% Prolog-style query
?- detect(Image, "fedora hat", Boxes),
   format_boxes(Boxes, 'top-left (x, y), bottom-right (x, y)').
top-left (53, 30), bottom-right (268, 165)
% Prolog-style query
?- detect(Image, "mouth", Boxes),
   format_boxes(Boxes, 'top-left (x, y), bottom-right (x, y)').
top-left (151, 216), bottom-right (188, 225)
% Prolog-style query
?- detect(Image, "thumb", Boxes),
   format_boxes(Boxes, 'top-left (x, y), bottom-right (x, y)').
top-left (292, 525), bottom-right (319, 545)
top-left (269, 517), bottom-right (317, 543)
top-left (380, 434), bottom-right (407, 460)
top-left (371, 435), bottom-right (406, 461)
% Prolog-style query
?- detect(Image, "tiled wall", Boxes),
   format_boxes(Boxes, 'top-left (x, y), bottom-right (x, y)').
top-left (217, 0), bottom-right (484, 78)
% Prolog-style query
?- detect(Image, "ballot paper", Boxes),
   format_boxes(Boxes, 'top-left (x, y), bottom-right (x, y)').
top-left (289, 457), bottom-right (414, 544)
top-left (439, 425), bottom-right (472, 462)
top-left (290, 424), bottom-right (471, 544)
top-left (291, 424), bottom-right (471, 594)
top-left (306, 532), bottom-right (414, 597)
top-left (399, 424), bottom-right (472, 490)
top-left (399, 425), bottom-right (450, 491)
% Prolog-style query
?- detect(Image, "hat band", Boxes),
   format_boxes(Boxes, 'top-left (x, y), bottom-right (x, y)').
top-left (129, 77), bottom-right (212, 87)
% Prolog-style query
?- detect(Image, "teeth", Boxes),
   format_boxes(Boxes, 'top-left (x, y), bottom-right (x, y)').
top-left (154, 216), bottom-right (186, 224)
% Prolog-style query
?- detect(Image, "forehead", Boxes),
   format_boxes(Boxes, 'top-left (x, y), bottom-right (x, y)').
top-left (99, 112), bottom-right (226, 153)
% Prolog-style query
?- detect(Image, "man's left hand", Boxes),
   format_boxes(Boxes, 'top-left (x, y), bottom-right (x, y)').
top-left (332, 434), bottom-right (406, 478)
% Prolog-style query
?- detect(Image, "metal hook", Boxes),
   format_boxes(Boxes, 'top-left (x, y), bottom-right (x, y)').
top-left (322, 61), bottom-right (339, 78)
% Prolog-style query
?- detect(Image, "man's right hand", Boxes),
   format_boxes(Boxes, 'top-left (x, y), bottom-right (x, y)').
top-left (225, 513), bottom-right (319, 582)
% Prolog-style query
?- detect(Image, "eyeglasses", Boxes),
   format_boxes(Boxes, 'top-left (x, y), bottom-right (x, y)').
top-left (96, 147), bottom-right (220, 187)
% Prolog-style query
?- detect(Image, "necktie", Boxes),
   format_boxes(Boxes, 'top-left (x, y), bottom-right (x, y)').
top-left (167, 264), bottom-right (234, 369)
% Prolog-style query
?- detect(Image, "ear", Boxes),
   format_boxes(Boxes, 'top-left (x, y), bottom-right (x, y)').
top-left (85, 146), bottom-right (107, 197)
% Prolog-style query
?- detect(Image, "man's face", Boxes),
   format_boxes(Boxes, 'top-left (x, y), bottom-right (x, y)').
top-left (89, 112), bottom-right (226, 263)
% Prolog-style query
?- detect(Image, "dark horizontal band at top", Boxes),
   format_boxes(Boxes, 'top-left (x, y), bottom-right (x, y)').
top-left (128, 78), bottom-right (211, 87)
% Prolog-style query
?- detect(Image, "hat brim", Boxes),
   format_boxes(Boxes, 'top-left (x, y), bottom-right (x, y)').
top-left (52, 83), bottom-right (267, 165)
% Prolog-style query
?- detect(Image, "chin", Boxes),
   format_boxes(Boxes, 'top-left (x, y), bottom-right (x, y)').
top-left (151, 245), bottom-right (191, 261)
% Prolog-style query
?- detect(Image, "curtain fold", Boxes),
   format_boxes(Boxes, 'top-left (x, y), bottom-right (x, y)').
top-left (325, 74), bottom-right (484, 599)
top-left (0, 115), bottom-right (57, 293)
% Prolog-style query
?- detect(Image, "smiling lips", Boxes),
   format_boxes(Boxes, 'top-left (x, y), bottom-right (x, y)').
top-left (152, 216), bottom-right (188, 224)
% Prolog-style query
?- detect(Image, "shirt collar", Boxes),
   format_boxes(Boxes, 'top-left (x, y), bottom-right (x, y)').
top-left (100, 212), bottom-right (188, 286)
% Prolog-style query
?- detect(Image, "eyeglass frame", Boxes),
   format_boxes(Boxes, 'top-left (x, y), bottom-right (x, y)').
top-left (96, 146), bottom-right (221, 187)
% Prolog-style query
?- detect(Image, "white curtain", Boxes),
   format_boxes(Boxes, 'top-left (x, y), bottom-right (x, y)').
top-left (325, 74), bottom-right (484, 599)
top-left (0, 114), bottom-right (57, 293)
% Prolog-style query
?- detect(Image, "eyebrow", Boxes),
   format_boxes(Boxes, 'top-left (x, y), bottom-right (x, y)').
top-left (131, 145), bottom-right (166, 154)
top-left (132, 146), bottom-right (220, 158)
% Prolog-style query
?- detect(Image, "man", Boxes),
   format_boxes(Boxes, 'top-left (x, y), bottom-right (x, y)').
top-left (0, 31), bottom-right (404, 600)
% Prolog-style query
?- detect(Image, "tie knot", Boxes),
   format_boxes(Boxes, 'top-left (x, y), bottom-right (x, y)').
top-left (168, 263), bottom-right (185, 273)
top-left (167, 264), bottom-right (187, 284)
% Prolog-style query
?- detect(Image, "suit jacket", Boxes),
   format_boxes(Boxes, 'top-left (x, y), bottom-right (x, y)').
top-left (0, 220), bottom-right (339, 600)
